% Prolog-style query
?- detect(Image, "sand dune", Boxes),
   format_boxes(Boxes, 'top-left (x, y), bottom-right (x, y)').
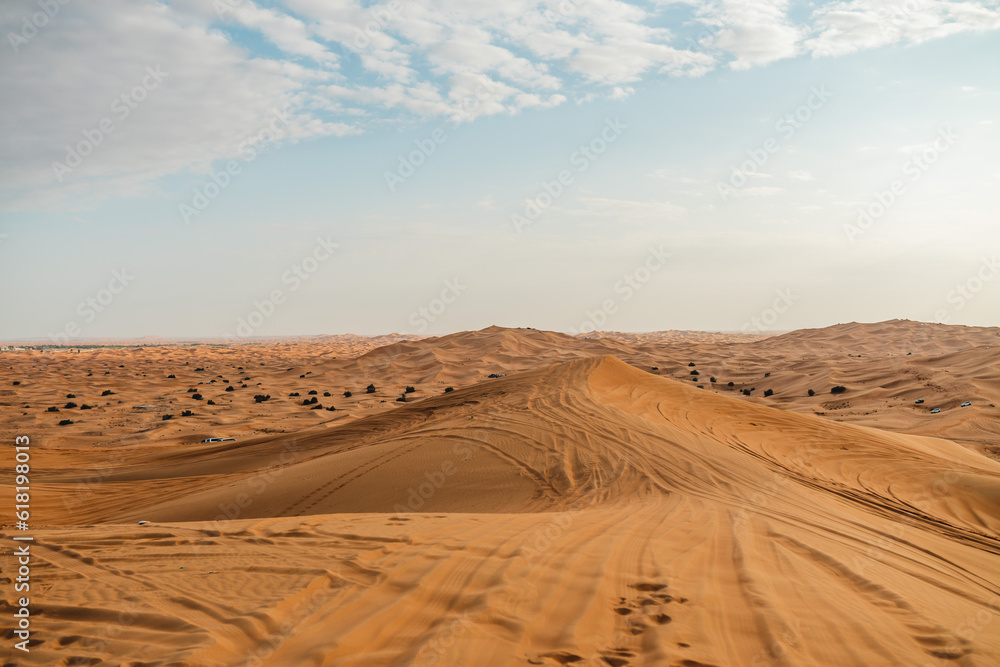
top-left (5, 336), bottom-right (1000, 665)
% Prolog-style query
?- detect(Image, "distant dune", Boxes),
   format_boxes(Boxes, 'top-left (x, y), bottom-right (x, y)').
top-left (3, 320), bottom-right (999, 665)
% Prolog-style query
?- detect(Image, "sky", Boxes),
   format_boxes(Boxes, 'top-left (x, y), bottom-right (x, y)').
top-left (0, 0), bottom-right (998, 340)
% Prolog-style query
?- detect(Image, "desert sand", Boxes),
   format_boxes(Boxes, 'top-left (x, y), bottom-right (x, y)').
top-left (2, 320), bottom-right (999, 665)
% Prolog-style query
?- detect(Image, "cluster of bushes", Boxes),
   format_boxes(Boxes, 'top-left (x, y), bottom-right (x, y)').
top-left (254, 394), bottom-right (270, 403)
top-left (831, 386), bottom-right (847, 394)
top-left (302, 397), bottom-right (319, 405)
top-left (366, 384), bottom-right (376, 394)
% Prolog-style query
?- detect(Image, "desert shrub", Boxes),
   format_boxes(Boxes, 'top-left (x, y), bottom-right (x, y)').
top-left (807, 389), bottom-right (815, 397)
top-left (764, 372), bottom-right (771, 377)
top-left (831, 386), bottom-right (847, 394)
top-left (302, 397), bottom-right (318, 405)
top-left (764, 389), bottom-right (774, 397)
top-left (300, 374), bottom-right (306, 378)
top-left (323, 392), bottom-right (331, 397)
top-left (58, 419), bottom-right (73, 426)
top-left (66, 393), bottom-right (76, 398)
top-left (195, 367), bottom-right (204, 371)
top-left (310, 404), bottom-right (323, 410)
top-left (254, 394), bottom-right (270, 403)
top-left (12, 381), bottom-right (20, 385)
top-left (710, 377), bottom-right (716, 383)
top-left (187, 388), bottom-right (197, 393)
top-left (101, 389), bottom-right (114, 396)
top-left (343, 391), bottom-right (352, 398)
top-left (396, 395), bottom-right (407, 402)
top-left (727, 382), bottom-right (734, 387)
top-left (65, 402), bottom-right (78, 409)
top-left (444, 387), bottom-right (454, 393)
top-left (225, 386), bottom-right (235, 392)
top-left (181, 410), bottom-right (193, 417)
top-left (688, 362), bottom-right (695, 367)
top-left (241, 384), bottom-right (247, 388)
top-left (325, 406), bottom-right (337, 411)
top-left (80, 404), bottom-right (93, 410)
top-left (162, 414), bottom-right (173, 421)
top-left (47, 406), bottom-right (60, 412)
top-left (167, 374), bottom-right (176, 378)
top-left (308, 390), bottom-right (318, 395)
top-left (690, 370), bottom-right (699, 376)
top-left (742, 389), bottom-right (752, 396)
top-left (289, 392), bottom-right (300, 397)
top-left (405, 386), bottom-right (415, 393)
top-left (191, 393), bottom-right (203, 400)
top-left (366, 384), bottom-right (376, 394)
top-left (207, 400), bottom-right (216, 405)
top-left (651, 367), bottom-right (659, 371)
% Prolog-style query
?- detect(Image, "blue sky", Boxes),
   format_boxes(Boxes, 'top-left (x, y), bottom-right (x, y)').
top-left (1, 0), bottom-right (998, 339)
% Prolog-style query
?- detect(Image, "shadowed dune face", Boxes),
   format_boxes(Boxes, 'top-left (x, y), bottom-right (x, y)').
top-left (12, 350), bottom-right (1000, 666)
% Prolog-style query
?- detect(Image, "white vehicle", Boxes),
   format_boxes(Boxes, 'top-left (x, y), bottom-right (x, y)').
top-left (930, 408), bottom-right (941, 414)
top-left (201, 437), bottom-right (236, 443)
top-left (961, 401), bottom-right (972, 407)
top-left (914, 399), bottom-right (924, 404)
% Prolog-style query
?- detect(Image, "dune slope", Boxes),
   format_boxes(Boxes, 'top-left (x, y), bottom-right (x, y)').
top-left (15, 355), bottom-right (1000, 666)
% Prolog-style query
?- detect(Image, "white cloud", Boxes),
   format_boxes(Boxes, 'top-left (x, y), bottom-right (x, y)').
top-left (3, 0), bottom-right (1000, 210)
top-left (787, 170), bottom-right (816, 181)
top-left (0, 0), bottom-right (351, 210)
top-left (704, 0), bottom-right (802, 70)
top-left (806, 0), bottom-right (1000, 58)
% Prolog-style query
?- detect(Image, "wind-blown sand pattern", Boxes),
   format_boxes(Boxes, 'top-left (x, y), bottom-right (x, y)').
top-left (2, 320), bottom-right (999, 665)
